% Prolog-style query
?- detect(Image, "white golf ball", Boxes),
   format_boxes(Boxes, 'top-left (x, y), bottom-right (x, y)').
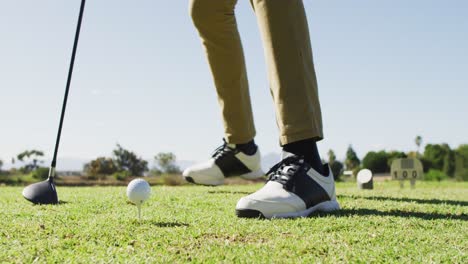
top-left (126, 178), bottom-right (151, 205)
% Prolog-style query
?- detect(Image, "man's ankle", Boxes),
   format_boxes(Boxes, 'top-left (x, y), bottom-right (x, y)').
top-left (236, 140), bottom-right (257, 156)
top-left (283, 138), bottom-right (324, 175)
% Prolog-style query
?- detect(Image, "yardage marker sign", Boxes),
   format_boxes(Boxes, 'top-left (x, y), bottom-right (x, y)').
top-left (391, 158), bottom-right (424, 188)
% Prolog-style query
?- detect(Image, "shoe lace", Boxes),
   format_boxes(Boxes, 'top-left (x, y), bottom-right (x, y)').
top-left (211, 139), bottom-right (236, 160)
top-left (266, 156), bottom-right (305, 187)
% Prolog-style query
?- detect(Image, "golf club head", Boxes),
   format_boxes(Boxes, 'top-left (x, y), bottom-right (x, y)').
top-left (22, 177), bottom-right (58, 205)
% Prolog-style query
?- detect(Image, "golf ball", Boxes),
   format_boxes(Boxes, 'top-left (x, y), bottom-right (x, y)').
top-left (127, 178), bottom-right (151, 205)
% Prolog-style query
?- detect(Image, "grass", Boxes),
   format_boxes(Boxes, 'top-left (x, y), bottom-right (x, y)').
top-left (0, 181), bottom-right (467, 263)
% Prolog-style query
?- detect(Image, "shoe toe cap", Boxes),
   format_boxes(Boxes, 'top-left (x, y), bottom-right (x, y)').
top-left (182, 160), bottom-right (224, 186)
top-left (236, 195), bottom-right (305, 219)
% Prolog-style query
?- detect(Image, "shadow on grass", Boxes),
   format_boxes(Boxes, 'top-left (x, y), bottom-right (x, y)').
top-left (29, 200), bottom-right (70, 206)
top-left (131, 220), bottom-right (190, 228)
top-left (208, 191), bottom-right (252, 195)
top-left (311, 208), bottom-right (468, 221)
top-left (338, 195), bottom-right (468, 207)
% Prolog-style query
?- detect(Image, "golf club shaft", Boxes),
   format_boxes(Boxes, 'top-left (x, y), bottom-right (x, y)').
top-left (50, 0), bottom-right (86, 177)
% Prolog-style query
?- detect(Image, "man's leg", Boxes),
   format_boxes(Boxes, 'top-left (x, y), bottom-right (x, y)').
top-left (184, 0), bottom-right (263, 186)
top-left (236, 0), bottom-right (339, 219)
top-left (190, 0), bottom-right (255, 144)
top-left (251, 0), bottom-right (323, 170)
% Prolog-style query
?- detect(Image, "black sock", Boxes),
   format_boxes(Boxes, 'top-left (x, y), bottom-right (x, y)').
top-left (236, 140), bottom-right (257, 156)
top-left (283, 138), bottom-right (325, 175)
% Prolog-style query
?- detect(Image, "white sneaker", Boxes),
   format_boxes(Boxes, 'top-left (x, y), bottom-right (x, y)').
top-left (183, 139), bottom-right (264, 186)
top-left (236, 152), bottom-right (340, 219)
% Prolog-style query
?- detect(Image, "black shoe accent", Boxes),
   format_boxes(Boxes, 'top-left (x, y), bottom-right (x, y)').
top-left (283, 138), bottom-right (324, 175)
top-left (236, 209), bottom-right (265, 219)
top-left (212, 139), bottom-right (252, 177)
top-left (236, 140), bottom-right (257, 156)
top-left (267, 155), bottom-right (331, 208)
top-left (185, 177), bottom-right (195, 184)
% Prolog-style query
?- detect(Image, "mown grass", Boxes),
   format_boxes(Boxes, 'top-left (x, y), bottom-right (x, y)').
top-left (0, 181), bottom-right (466, 263)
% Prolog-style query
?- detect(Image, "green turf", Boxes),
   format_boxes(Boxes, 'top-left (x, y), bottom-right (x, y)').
top-left (1, 181), bottom-right (467, 263)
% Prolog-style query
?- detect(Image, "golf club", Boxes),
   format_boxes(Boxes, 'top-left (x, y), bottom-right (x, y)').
top-left (22, 0), bottom-right (86, 204)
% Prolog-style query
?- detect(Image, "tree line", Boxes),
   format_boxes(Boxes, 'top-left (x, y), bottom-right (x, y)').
top-left (83, 144), bottom-right (181, 180)
top-left (0, 144), bottom-right (181, 181)
top-left (1, 136), bottom-right (467, 182)
top-left (328, 136), bottom-right (468, 181)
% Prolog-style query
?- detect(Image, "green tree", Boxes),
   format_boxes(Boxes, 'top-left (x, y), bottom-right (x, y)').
top-left (443, 151), bottom-right (456, 177)
top-left (113, 144), bottom-right (148, 176)
top-left (327, 150), bottom-right (343, 181)
top-left (424, 169), bottom-right (449, 181)
top-left (31, 167), bottom-right (50, 180)
top-left (423, 144), bottom-right (446, 169)
top-left (456, 145), bottom-right (468, 161)
top-left (362, 151), bottom-right (389, 173)
top-left (454, 145), bottom-right (468, 181)
top-left (154, 152), bottom-right (181, 174)
top-left (345, 145), bottom-right (360, 170)
top-left (0, 159), bottom-right (3, 171)
top-left (17, 150), bottom-right (44, 173)
top-left (415, 135), bottom-right (423, 156)
top-left (84, 157), bottom-right (118, 178)
top-left (423, 144), bottom-right (455, 177)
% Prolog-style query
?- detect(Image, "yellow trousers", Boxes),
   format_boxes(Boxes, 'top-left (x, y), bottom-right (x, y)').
top-left (190, 0), bottom-right (323, 145)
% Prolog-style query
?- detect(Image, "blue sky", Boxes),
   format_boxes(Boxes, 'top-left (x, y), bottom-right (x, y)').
top-left (1, 0), bottom-right (467, 169)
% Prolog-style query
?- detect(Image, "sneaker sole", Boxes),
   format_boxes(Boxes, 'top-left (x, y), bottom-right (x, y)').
top-left (236, 209), bottom-right (265, 219)
top-left (236, 200), bottom-right (340, 219)
top-left (183, 176), bottom-right (224, 186)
